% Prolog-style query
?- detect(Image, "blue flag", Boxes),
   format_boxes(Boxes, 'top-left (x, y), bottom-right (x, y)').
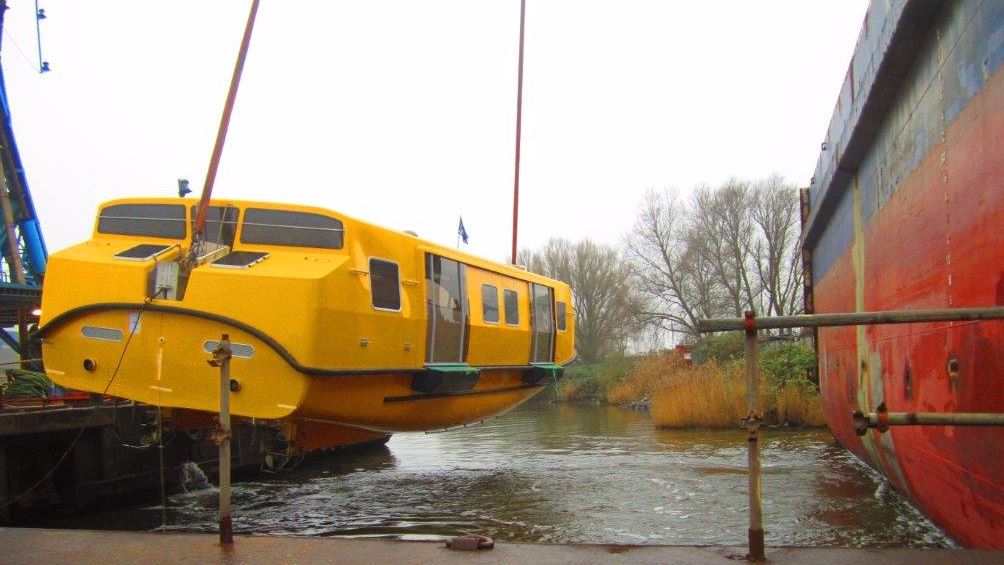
top-left (458, 216), bottom-right (469, 244)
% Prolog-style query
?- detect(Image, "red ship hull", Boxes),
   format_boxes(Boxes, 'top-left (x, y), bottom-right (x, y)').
top-left (803, 0), bottom-right (1004, 548)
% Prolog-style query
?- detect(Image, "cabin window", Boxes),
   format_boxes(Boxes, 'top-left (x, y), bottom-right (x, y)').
top-left (425, 254), bottom-right (468, 364)
top-left (556, 301), bottom-right (567, 332)
top-left (190, 205), bottom-right (239, 247)
top-left (481, 284), bottom-right (499, 324)
top-left (504, 289), bottom-right (519, 326)
top-left (241, 208), bottom-right (344, 249)
top-left (97, 204), bottom-right (186, 239)
top-left (370, 258), bottom-right (401, 311)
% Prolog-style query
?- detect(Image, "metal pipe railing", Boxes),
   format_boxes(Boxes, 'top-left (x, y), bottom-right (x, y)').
top-left (209, 334), bottom-right (234, 545)
top-left (743, 317), bottom-right (764, 561)
top-left (695, 305), bottom-right (1004, 560)
top-left (854, 404), bottom-right (1004, 435)
top-left (698, 306), bottom-right (1004, 333)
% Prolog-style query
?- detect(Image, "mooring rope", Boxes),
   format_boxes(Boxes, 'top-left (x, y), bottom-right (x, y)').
top-left (0, 292), bottom-right (159, 512)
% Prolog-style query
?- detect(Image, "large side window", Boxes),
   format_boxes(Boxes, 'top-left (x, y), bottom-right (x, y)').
top-left (98, 204), bottom-right (186, 239)
top-left (370, 258), bottom-right (401, 311)
top-left (241, 208), bottom-right (344, 249)
top-left (504, 289), bottom-right (519, 326)
top-left (481, 284), bottom-right (499, 324)
top-left (556, 301), bottom-right (567, 332)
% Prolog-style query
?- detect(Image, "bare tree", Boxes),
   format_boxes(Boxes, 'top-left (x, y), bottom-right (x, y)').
top-left (521, 239), bottom-right (640, 363)
top-left (624, 189), bottom-right (725, 334)
top-left (627, 175), bottom-right (804, 340)
top-left (689, 179), bottom-right (760, 316)
top-left (750, 174), bottom-right (803, 317)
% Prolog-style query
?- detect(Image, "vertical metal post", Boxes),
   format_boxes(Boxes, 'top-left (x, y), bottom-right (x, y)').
top-left (744, 311), bottom-right (765, 561)
top-left (510, 0), bottom-right (526, 265)
top-left (209, 334), bottom-right (234, 545)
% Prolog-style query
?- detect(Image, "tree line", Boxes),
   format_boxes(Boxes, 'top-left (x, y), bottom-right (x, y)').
top-left (521, 174), bottom-right (804, 362)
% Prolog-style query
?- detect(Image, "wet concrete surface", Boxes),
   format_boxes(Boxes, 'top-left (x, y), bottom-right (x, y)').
top-left (2, 528), bottom-right (1002, 565)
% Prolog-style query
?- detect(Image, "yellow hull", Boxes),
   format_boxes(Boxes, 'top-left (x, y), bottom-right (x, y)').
top-left (39, 198), bottom-right (574, 432)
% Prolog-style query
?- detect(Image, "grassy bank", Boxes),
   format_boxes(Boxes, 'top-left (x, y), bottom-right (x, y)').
top-left (554, 340), bottom-right (826, 429)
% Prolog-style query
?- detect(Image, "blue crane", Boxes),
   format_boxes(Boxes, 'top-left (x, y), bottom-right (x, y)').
top-left (0, 1), bottom-right (47, 356)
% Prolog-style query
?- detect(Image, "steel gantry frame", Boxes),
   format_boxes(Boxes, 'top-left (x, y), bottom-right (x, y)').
top-left (0, 1), bottom-right (48, 361)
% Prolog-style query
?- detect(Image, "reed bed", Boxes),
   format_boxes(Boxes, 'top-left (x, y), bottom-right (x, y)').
top-left (773, 381), bottom-right (826, 427)
top-left (606, 352), bottom-right (688, 405)
top-left (641, 354), bottom-right (825, 429)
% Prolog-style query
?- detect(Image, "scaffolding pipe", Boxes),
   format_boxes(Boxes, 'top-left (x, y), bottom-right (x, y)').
top-left (744, 312), bottom-right (764, 561)
top-left (854, 409), bottom-right (1004, 435)
top-left (693, 306), bottom-right (1004, 558)
top-left (697, 306), bottom-right (1004, 333)
top-left (209, 334), bottom-right (234, 545)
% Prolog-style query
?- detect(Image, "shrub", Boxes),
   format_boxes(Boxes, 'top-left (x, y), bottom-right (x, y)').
top-left (554, 355), bottom-right (635, 403)
top-left (690, 333), bottom-right (745, 365)
top-left (761, 340), bottom-right (817, 389)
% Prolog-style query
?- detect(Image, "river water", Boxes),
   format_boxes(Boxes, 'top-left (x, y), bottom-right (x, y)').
top-left (52, 403), bottom-right (954, 547)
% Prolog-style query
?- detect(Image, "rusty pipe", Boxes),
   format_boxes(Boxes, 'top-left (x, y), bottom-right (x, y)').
top-left (744, 311), bottom-right (765, 561)
top-left (853, 408), bottom-right (1004, 436)
top-left (697, 306), bottom-right (1004, 333)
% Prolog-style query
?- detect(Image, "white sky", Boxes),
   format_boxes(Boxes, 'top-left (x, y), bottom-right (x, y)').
top-left (3, 1), bottom-right (868, 263)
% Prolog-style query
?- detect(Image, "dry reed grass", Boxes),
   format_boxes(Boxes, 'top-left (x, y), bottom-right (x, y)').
top-left (606, 352), bottom-right (688, 405)
top-left (774, 382), bottom-right (827, 427)
top-left (645, 356), bottom-right (825, 429)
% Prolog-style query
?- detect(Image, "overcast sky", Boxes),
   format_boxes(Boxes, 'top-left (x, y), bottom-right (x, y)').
top-left (3, 1), bottom-right (868, 262)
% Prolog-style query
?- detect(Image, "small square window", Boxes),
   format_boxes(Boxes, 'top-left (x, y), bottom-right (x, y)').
top-left (482, 284), bottom-right (499, 323)
top-left (370, 258), bottom-right (401, 311)
top-left (556, 301), bottom-right (567, 332)
top-left (504, 289), bottom-right (519, 326)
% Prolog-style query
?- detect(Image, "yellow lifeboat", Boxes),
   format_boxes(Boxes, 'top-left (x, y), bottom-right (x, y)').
top-left (39, 198), bottom-right (575, 432)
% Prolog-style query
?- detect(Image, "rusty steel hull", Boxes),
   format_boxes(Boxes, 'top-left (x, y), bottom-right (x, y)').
top-left (803, 0), bottom-right (1004, 548)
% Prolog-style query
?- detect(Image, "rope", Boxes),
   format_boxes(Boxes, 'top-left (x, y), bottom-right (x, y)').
top-left (0, 293), bottom-right (159, 512)
top-left (0, 358), bottom-right (43, 367)
top-left (1, 29), bottom-right (38, 73)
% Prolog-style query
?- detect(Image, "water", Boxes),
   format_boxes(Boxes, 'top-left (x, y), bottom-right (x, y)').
top-left (50, 403), bottom-right (954, 547)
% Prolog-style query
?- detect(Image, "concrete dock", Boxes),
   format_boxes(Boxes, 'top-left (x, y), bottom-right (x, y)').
top-left (2, 528), bottom-right (1002, 564)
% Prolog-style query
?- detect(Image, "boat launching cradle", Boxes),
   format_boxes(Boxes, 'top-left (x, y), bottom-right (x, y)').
top-left (38, 198), bottom-right (575, 438)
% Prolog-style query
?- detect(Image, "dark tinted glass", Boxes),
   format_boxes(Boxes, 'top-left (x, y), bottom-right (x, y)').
top-left (98, 204), bottom-right (186, 239)
top-left (191, 205), bottom-right (239, 246)
top-left (241, 208), bottom-right (344, 249)
top-left (531, 284), bottom-right (554, 363)
top-left (556, 301), bottom-right (567, 331)
top-left (370, 258), bottom-right (401, 310)
top-left (212, 251), bottom-right (269, 268)
top-left (425, 254), bottom-right (468, 363)
top-left (504, 289), bottom-right (519, 325)
top-left (114, 244), bottom-right (171, 260)
top-left (481, 284), bottom-right (499, 323)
